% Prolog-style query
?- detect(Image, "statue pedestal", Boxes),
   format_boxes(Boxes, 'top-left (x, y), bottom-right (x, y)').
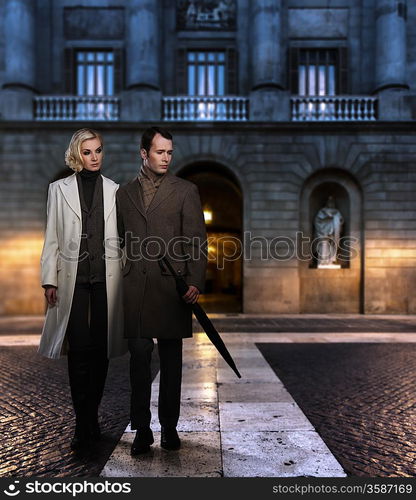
top-left (317, 264), bottom-right (341, 269)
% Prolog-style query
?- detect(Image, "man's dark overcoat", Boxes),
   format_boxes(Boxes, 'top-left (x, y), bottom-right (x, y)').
top-left (116, 173), bottom-right (207, 340)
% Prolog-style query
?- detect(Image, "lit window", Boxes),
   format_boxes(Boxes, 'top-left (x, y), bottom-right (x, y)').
top-left (297, 49), bottom-right (337, 96)
top-left (76, 51), bottom-right (114, 96)
top-left (187, 51), bottom-right (226, 96)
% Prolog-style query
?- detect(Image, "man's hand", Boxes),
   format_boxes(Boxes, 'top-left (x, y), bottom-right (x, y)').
top-left (44, 286), bottom-right (58, 306)
top-left (182, 285), bottom-right (199, 304)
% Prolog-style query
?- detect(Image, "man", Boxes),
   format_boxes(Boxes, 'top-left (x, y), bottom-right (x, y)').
top-left (117, 127), bottom-right (207, 454)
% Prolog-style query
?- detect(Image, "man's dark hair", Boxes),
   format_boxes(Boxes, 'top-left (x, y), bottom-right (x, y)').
top-left (140, 127), bottom-right (173, 153)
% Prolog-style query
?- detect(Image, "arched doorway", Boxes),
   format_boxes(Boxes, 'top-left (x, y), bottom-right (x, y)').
top-left (177, 162), bottom-right (243, 313)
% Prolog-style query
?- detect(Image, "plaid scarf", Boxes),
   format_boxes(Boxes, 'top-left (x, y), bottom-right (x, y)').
top-left (138, 164), bottom-right (166, 211)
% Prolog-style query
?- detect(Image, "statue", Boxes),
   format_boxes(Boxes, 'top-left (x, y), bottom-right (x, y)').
top-left (180, 0), bottom-right (236, 29)
top-left (313, 196), bottom-right (344, 267)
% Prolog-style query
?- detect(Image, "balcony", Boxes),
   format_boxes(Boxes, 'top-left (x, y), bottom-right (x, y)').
top-left (32, 94), bottom-right (379, 123)
top-left (291, 96), bottom-right (378, 121)
top-left (162, 96), bottom-right (249, 121)
top-left (34, 96), bottom-right (120, 121)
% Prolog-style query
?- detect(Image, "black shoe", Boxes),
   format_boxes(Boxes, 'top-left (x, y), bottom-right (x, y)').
top-left (131, 428), bottom-right (154, 455)
top-left (70, 428), bottom-right (90, 451)
top-left (161, 427), bottom-right (181, 451)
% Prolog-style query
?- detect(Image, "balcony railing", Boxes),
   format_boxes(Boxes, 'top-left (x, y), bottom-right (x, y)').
top-left (291, 96), bottom-right (378, 121)
top-left (34, 96), bottom-right (120, 121)
top-left (163, 96), bottom-right (248, 121)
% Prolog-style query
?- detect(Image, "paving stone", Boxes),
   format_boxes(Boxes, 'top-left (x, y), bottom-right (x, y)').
top-left (152, 382), bottom-right (218, 403)
top-left (218, 382), bottom-right (292, 403)
top-left (101, 431), bottom-right (222, 478)
top-left (219, 402), bottom-right (314, 431)
top-left (221, 431), bottom-right (346, 477)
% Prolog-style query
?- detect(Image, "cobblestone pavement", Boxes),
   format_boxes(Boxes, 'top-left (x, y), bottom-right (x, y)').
top-left (1, 315), bottom-right (416, 477)
top-left (0, 346), bottom-right (159, 477)
top-left (194, 315), bottom-right (416, 333)
top-left (2, 314), bottom-right (416, 335)
top-left (258, 343), bottom-right (416, 477)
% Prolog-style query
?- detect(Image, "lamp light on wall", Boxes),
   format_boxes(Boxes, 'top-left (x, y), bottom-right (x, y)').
top-left (203, 206), bottom-right (213, 224)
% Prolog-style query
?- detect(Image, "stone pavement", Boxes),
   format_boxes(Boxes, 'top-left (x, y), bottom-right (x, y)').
top-left (101, 334), bottom-right (345, 478)
top-left (258, 342), bottom-right (416, 477)
top-left (1, 314), bottom-right (416, 478)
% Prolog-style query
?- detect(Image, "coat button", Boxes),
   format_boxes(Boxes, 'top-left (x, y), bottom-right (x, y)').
top-left (142, 268), bottom-right (147, 274)
top-left (177, 270), bottom-right (182, 274)
top-left (67, 273), bottom-right (71, 277)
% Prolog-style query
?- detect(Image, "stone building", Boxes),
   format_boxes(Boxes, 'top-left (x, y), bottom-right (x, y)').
top-left (0, 0), bottom-right (415, 315)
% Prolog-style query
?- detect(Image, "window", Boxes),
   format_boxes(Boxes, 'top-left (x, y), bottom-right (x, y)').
top-left (174, 47), bottom-right (238, 120)
top-left (64, 48), bottom-right (123, 95)
top-left (64, 48), bottom-right (123, 120)
top-left (76, 51), bottom-right (114, 96)
top-left (177, 47), bottom-right (237, 95)
top-left (298, 50), bottom-right (336, 96)
top-left (187, 51), bottom-right (226, 96)
top-left (290, 48), bottom-right (348, 95)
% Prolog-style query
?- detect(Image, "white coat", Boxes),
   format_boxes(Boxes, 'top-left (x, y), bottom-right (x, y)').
top-left (38, 173), bottom-right (126, 359)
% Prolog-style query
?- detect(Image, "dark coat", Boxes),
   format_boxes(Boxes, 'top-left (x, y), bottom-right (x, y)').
top-left (116, 173), bottom-right (207, 340)
top-left (75, 173), bottom-right (106, 284)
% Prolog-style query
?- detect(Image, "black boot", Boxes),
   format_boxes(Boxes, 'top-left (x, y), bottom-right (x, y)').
top-left (70, 423), bottom-right (90, 451)
top-left (161, 427), bottom-right (181, 451)
top-left (131, 428), bottom-right (154, 455)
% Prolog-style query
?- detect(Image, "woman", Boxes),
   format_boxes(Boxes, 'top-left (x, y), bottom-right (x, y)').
top-left (39, 128), bottom-right (126, 451)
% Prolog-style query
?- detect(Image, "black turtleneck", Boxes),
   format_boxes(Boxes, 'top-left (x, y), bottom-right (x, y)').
top-left (78, 169), bottom-right (100, 211)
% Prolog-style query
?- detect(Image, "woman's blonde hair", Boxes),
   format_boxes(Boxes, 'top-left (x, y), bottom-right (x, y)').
top-left (65, 128), bottom-right (104, 172)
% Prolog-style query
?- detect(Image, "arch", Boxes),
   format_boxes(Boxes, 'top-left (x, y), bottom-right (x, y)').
top-left (299, 168), bottom-right (364, 313)
top-left (176, 160), bottom-right (244, 313)
top-left (172, 153), bottom-right (246, 195)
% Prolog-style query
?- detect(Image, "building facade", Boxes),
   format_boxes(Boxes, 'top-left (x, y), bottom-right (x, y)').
top-left (0, 0), bottom-right (415, 315)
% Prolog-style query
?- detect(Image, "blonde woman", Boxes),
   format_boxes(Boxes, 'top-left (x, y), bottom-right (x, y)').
top-left (39, 128), bottom-right (126, 451)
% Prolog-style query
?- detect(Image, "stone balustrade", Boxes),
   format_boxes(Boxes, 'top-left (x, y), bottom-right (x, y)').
top-left (34, 96), bottom-right (120, 121)
top-left (291, 96), bottom-right (378, 121)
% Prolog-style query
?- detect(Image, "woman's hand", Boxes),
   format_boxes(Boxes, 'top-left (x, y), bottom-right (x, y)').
top-left (44, 286), bottom-right (58, 306)
top-left (182, 285), bottom-right (199, 304)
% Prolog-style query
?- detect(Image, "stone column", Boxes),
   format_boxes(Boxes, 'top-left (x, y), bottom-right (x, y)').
top-left (375, 0), bottom-right (410, 120)
top-left (0, 0), bottom-right (36, 119)
top-left (249, 0), bottom-right (289, 120)
top-left (375, 0), bottom-right (407, 92)
top-left (121, 0), bottom-right (161, 121)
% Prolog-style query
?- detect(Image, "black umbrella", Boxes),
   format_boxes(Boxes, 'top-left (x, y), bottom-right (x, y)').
top-left (159, 255), bottom-right (241, 378)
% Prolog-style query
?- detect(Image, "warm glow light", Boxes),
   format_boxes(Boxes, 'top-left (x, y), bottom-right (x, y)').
top-left (208, 244), bottom-right (216, 256)
top-left (0, 232), bottom-right (45, 314)
top-left (204, 209), bottom-right (213, 224)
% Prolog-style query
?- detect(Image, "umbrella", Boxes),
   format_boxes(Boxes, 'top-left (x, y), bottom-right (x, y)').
top-left (159, 255), bottom-right (241, 378)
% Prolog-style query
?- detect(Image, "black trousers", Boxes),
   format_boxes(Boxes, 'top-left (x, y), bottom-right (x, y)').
top-left (129, 337), bottom-right (183, 430)
top-left (66, 282), bottom-right (109, 431)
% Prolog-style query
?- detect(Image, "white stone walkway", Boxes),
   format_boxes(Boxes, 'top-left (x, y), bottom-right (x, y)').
top-left (3, 328), bottom-right (416, 477)
top-left (101, 333), bottom-right (350, 478)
